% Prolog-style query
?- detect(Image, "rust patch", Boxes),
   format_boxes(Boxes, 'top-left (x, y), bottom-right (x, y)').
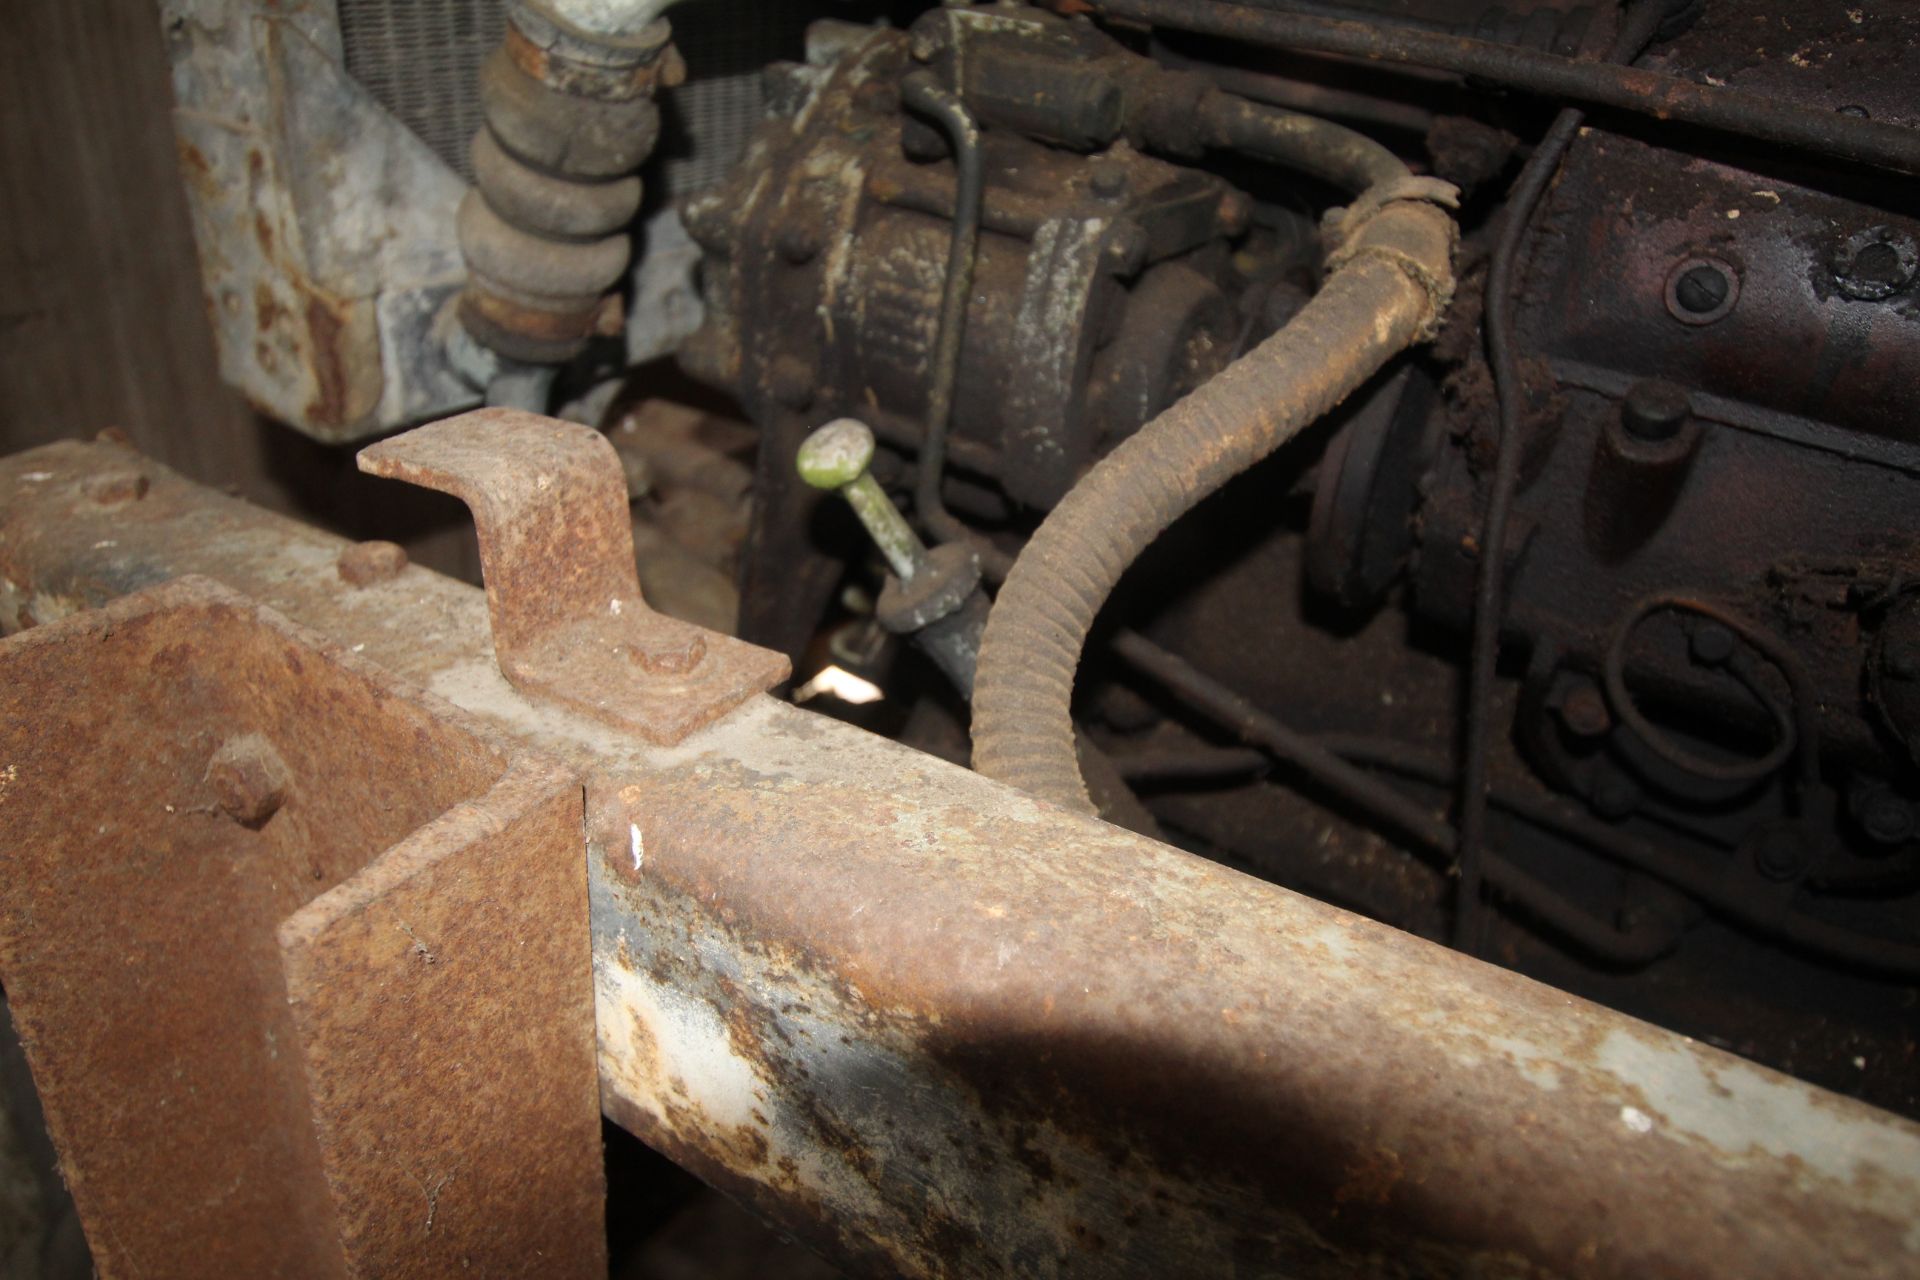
top-left (0, 578), bottom-right (604, 1277)
top-left (255, 282), bottom-right (286, 335)
top-left (175, 138), bottom-right (217, 202)
top-left (304, 292), bottom-right (354, 427)
top-left (358, 410), bottom-right (789, 745)
top-left (6, 441), bottom-right (1920, 1280)
top-left (1332, 1147), bottom-right (1405, 1209)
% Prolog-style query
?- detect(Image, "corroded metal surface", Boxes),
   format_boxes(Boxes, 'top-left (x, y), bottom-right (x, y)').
top-left (0, 575), bottom-right (605, 1277)
top-left (359, 408), bottom-right (788, 744)
top-left (161, 0), bottom-right (478, 437)
top-left (281, 749), bottom-right (606, 1274)
top-left (3, 438), bottom-right (1920, 1278)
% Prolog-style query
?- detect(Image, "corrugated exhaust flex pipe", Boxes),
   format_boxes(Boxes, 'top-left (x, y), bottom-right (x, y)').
top-left (971, 114), bottom-right (1458, 813)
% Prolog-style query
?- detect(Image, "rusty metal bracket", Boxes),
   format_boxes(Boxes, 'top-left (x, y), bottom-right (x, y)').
top-left (0, 575), bottom-right (605, 1278)
top-left (359, 408), bottom-right (789, 744)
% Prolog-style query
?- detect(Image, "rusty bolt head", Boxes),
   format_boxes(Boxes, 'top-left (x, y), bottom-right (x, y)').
top-left (337, 540), bottom-right (409, 587)
top-left (680, 191), bottom-right (736, 251)
top-left (1621, 379), bottom-right (1691, 442)
top-left (626, 632), bottom-right (707, 675)
top-left (1851, 782), bottom-right (1917, 847)
top-left (82, 470), bottom-right (149, 506)
top-left (1750, 822), bottom-right (1812, 882)
top-left (1689, 621), bottom-right (1736, 667)
top-left (1590, 771), bottom-right (1639, 820)
top-left (206, 733), bottom-right (291, 828)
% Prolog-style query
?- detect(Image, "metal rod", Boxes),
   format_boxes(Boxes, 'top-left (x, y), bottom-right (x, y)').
top-left (1108, 629), bottom-right (1679, 965)
top-left (1087, 0), bottom-right (1920, 176)
top-left (1101, 720), bottom-right (1920, 976)
top-left (900, 72), bottom-right (1016, 582)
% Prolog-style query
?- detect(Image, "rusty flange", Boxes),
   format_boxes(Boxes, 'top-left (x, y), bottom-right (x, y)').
top-left (359, 408), bottom-right (789, 744)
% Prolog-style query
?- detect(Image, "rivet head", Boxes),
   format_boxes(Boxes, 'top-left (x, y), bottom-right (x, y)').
top-left (206, 733), bottom-right (290, 828)
top-left (83, 470), bottom-right (149, 506)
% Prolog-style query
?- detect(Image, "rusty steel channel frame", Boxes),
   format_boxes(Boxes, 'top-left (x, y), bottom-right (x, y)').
top-left (3, 426), bottom-right (1919, 1279)
top-left (0, 574), bottom-right (607, 1277)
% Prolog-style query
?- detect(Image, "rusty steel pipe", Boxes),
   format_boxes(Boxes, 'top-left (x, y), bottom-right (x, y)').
top-left (3, 438), bottom-right (1919, 1278)
top-left (1085, 0), bottom-right (1920, 177)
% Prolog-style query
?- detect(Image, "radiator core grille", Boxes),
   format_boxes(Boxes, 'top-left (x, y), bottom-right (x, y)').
top-left (338, 0), bottom-right (808, 194)
top-left (339, 0), bottom-right (504, 184)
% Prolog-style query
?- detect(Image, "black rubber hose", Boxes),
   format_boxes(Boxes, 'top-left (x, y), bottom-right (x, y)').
top-left (1194, 89), bottom-right (1409, 192)
top-left (971, 135), bottom-right (1455, 811)
top-left (1085, 0), bottom-right (1920, 177)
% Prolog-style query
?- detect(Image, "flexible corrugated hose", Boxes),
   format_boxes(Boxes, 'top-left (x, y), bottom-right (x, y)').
top-left (970, 122), bottom-right (1457, 813)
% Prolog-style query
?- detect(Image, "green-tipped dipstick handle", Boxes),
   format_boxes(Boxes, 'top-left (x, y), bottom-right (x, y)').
top-left (796, 418), bottom-right (927, 582)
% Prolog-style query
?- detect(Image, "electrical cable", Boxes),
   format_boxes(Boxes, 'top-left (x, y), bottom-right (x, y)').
top-left (1454, 0), bottom-right (1671, 953)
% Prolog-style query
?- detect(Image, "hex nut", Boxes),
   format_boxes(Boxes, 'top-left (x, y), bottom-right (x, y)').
top-left (337, 540), bottom-right (409, 587)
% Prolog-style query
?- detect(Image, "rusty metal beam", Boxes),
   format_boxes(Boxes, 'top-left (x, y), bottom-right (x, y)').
top-left (4, 434), bottom-right (1919, 1278)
